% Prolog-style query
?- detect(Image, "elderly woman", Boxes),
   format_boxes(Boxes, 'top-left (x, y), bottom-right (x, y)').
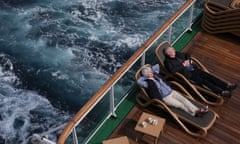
top-left (137, 64), bottom-right (208, 117)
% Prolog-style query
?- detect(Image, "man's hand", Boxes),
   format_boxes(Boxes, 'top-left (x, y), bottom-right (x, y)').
top-left (183, 60), bottom-right (190, 67)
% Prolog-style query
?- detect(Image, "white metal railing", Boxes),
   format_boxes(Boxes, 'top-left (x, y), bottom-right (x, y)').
top-left (32, 0), bottom-right (205, 144)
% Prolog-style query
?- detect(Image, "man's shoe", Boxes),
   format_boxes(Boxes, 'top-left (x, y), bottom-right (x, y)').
top-left (220, 90), bottom-right (231, 97)
top-left (227, 83), bottom-right (237, 91)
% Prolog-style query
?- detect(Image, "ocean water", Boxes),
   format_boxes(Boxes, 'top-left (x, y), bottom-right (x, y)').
top-left (0, 0), bottom-right (185, 143)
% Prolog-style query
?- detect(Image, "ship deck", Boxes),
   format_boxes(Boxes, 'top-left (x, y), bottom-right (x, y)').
top-left (107, 31), bottom-right (240, 144)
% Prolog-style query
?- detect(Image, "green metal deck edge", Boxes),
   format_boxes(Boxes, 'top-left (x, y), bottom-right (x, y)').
top-left (88, 18), bottom-right (202, 144)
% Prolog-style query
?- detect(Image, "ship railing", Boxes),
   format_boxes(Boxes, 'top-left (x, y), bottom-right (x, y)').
top-left (33, 0), bottom-right (204, 144)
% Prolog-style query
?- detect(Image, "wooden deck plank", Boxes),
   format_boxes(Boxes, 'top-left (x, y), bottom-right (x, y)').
top-left (107, 31), bottom-right (240, 144)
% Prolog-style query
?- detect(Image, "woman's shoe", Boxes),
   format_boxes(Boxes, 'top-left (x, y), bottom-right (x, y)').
top-left (195, 106), bottom-right (208, 117)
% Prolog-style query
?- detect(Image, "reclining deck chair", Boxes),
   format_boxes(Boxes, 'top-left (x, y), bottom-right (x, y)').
top-left (135, 64), bottom-right (219, 137)
top-left (155, 41), bottom-right (224, 106)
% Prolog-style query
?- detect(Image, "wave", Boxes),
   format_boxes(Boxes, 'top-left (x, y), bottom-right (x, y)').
top-left (0, 53), bottom-right (73, 144)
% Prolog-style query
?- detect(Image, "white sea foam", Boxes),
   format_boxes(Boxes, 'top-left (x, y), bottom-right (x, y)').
top-left (0, 55), bottom-right (72, 144)
top-left (0, 81), bottom-right (72, 144)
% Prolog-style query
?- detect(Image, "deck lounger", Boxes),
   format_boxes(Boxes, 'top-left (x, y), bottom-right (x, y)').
top-left (207, 0), bottom-right (240, 9)
top-left (135, 64), bottom-right (219, 137)
top-left (230, 0), bottom-right (240, 8)
top-left (208, 0), bottom-right (234, 9)
top-left (155, 41), bottom-right (224, 106)
top-left (202, 0), bottom-right (240, 35)
top-left (202, 1), bottom-right (240, 32)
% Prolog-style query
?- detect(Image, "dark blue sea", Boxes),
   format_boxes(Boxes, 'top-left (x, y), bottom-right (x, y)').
top-left (0, 0), bottom-right (185, 143)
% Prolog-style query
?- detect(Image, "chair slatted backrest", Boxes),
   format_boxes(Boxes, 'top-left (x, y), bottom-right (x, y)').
top-left (154, 41), bottom-right (171, 75)
top-left (135, 64), bottom-right (152, 98)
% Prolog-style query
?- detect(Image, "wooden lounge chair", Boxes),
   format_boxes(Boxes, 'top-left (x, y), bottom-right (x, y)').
top-left (202, 0), bottom-right (240, 35)
top-left (202, 1), bottom-right (240, 26)
top-left (230, 0), bottom-right (240, 8)
top-left (155, 41), bottom-right (224, 106)
top-left (207, 0), bottom-right (234, 9)
top-left (207, 0), bottom-right (240, 9)
top-left (135, 64), bottom-right (219, 137)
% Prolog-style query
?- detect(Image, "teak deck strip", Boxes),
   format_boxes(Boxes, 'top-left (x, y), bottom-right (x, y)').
top-left (108, 31), bottom-right (240, 144)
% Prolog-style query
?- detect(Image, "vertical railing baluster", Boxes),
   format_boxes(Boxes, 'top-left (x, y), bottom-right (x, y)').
top-left (168, 25), bottom-right (172, 43)
top-left (72, 127), bottom-right (78, 144)
top-left (110, 86), bottom-right (117, 117)
top-left (141, 53), bottom-right (146, 66)
top-left (188, 2), bottom-right (194, 31)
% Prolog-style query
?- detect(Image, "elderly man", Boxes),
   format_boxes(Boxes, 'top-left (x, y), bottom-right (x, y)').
top-left (163, 46), bottom-right (237, 97)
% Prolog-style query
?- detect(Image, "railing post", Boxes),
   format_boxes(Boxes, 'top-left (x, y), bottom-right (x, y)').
top-left (72, 127), bottom-right (79, 144)
top-left (141, 53), bottom-right (146, 66)
top-left (188, 1), bottom-right (194, 31)
top-left (168, 25), bottom-right (172, 43)
top-left (110, 86), bottom-right (117, 117)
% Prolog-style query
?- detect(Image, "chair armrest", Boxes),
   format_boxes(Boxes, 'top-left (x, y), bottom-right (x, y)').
top-left (191, 57), bottom-right (209, 72)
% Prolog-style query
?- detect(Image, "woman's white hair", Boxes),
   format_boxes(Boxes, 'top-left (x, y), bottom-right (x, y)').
top-left (141, 66), bottom-right (152, 77)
